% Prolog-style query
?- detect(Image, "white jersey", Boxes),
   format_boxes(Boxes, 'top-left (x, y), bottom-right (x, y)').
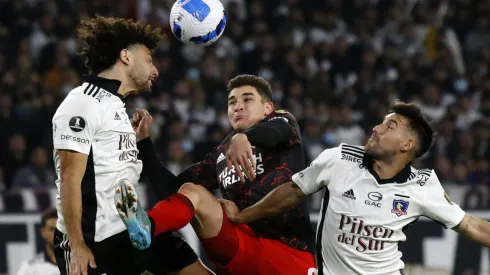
top-left (52, 76), bottom-right (142, 242)
top-left (16, 252), bottom-right (59, 275)
top-left (292, 143), bottom-right (466, 275)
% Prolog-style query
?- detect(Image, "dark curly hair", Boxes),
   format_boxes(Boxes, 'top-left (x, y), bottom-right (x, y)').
top-left (77, 16), bottom-right (163, 74)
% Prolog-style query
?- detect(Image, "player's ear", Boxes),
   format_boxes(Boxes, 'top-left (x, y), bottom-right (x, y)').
top-left (120, 49), bottom-right (131, 66)
top-left (264, 101), bottom-right (274, 116)
top-left (401, 138), bottom-right (416, 154)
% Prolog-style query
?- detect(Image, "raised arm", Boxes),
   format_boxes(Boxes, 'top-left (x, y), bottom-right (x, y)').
top-left (175, 151), bottom-right (219, 190)
top-left (133, 110), bottom-right (219, 193)
top-left (137, 137), bottom-right (181, 199)
top-left (417, 171), bottom-right (490, 245)
top-left (454, 214), bottom-right (490, 247)
top-left (131, 110), bottom-right (181, 199)
top-left (137, 135), bottom-right (220, 194)
top-left (231, 181), bottom-right (307, 224)
top-left (227, 147), bottom-right (339, 224)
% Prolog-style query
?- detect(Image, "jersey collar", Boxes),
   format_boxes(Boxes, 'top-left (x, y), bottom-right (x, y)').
top-left (362, 155), bottom-right (412, 184)
top-left (81, 75), bottom-right (124, 100)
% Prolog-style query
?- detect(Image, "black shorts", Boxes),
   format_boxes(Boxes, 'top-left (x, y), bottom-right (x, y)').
top-left (53, 228), bottom-right (198, 275)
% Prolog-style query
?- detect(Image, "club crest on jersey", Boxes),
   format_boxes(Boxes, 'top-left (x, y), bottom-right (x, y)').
top-left (391, 199), bottom-right (409, 217)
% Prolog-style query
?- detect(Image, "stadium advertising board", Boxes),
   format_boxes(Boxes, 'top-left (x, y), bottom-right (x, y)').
top-left (1, 184), bottom-right (489, 275)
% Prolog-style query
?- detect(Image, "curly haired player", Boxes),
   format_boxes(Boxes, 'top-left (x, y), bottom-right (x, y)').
top-left (51, 16), bottom-right (211, 275)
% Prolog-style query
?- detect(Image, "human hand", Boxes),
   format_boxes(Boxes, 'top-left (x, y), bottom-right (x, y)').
top-left (131, 109), bottom-right (153, 142)
top-left (226, 133), bottom-right (256, 183)
top-left (219, 199), bottom-right (241, 223)
top-left (69, 243), bottom-right (97, 275)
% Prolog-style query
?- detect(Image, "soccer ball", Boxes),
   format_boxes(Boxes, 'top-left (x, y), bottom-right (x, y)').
top-left (170, 0), bottom-right (227, 46)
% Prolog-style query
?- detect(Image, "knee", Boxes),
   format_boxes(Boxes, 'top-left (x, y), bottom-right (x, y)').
top-left (178, 183), bottom-right (208, 210)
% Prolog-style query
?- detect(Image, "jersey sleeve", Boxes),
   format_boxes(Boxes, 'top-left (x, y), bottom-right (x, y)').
top-left (291, 146), bottom-right (339, 195)
top-left (137, 137), bottom-right (181, 199)
top-left (177, 147), bottom-right (219, 190)
top-left (52, 98), bottom-right (101, 155)
top-left (243, 110), bottom-right (301, 148)
top-left (421, 171), bottom-right (466, 229)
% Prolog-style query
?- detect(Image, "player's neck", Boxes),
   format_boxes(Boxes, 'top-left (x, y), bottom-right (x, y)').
top-left (98, 68), bottom-right (137, 98)
top-left (372, 157), bottom-right (410, 180)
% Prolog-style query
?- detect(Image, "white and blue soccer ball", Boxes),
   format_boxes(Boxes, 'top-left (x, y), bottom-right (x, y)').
top-left (170, 0), bottom-right (227, 46)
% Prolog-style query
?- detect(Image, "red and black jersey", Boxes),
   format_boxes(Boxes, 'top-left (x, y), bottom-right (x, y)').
top-left (176, 110), bottom-right (315, 253)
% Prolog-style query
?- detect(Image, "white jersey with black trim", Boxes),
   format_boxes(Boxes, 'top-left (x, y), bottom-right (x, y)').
top-left (16, 252), bottom-right (59, 275)
top-left (292, 143), bottom-right (466, 275)
top-left (52, 76), bottom-right (142, 242)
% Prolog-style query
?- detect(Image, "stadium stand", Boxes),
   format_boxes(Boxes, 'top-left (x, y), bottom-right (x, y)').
top-left (0, 0), bottom-right (489, 274)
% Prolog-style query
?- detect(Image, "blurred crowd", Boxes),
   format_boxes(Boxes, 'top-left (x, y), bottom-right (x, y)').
top-left (0, 0), bottom-right (489, 193)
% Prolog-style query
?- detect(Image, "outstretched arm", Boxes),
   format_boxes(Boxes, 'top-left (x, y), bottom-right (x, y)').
top-left (137, 137), bottom-right (181, 199)
top-left (454, 214), bottom-right (490, 247)
top-left (224, 147), bottom-right (338, 224)
top-left (229, 181), bottom-right (307, 224)
top-left (134, 109), bottom-right (220, 195)
top-left (133, 110), bottom-right (182, 199)
top-left (138, 135), bottom-right (219, 195)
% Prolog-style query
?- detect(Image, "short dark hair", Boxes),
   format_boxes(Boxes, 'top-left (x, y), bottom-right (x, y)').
top-left (77, 16), bottom-right (163, 74)
top-left (227, 74), bottom-right (273, 102)
top-left (41, 208), bottom-right (57, 227)
top-left (389, 100), bottom-right (435, 158)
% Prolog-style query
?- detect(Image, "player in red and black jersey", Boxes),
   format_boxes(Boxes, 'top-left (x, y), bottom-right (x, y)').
top-left (120, 74), bottom-right (316, 274)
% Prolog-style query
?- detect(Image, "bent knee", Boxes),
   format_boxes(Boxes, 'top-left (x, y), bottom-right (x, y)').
top-left (178, 182), bottom-right (208, 197)
top-left (178, 183), bottom-right (216, 210)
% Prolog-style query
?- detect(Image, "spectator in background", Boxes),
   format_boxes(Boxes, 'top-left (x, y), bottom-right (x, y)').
top-left (11, 147), bottom-right (55, 189)
top-left (1, 133), bottom-right (28, 189)
top-left (16, 208), bottom-right (59, 275)
top-left (0, 0), bottom-right (488, 192)
top-left (332, 105), bottom-right (365, 146)
top-left (0, 167), bottom-right (5, 192)
top-left (165, 140), bottom-right (191, 175)
top-left (0, 92), bottom-right (17, 158)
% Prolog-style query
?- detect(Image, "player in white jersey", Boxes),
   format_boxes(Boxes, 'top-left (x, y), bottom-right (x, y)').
top-left (51, 16), bottom-right (210, 275)
top-left (17, 208), bottom-right (59, 275)
top-left (220, 100), bottom-right (490, 275)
